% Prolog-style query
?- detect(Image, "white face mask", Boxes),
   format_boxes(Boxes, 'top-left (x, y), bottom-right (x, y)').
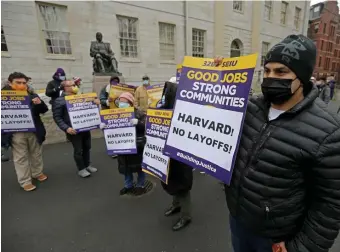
top-left (59, 76), bottom-right (66, 81)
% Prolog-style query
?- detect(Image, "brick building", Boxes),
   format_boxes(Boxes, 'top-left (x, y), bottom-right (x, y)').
top-left (308, 0), bottom-right (340, 79)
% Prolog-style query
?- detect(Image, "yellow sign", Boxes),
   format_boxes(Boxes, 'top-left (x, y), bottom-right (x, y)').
top-left (146, 84), bottom-right (165, 108)
top-left (109, 83), bottom-right (135, 109)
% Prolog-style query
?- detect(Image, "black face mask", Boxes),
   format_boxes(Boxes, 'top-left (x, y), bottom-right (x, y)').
top-left (261, 77), bottom-right (300, 105)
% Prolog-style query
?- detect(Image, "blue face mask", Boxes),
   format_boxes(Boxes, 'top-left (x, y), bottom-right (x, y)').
top-left (161, 96), bottom-right (165, 104)
top-left (142, 80), bottom-right (149, 85)
top-left (59, 76), bottom-right (66, 81)
top-left (118, 102), bottom-right (130, 108)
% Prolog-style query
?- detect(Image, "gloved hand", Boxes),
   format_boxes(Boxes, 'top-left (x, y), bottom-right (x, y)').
top-left (130, 119), bottom-right (138, 125)
top-left (99, 123), bottom-right (107, 129)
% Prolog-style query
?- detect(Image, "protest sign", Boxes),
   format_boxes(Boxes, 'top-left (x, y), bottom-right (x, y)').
top-left (146, 83), bottom-right (165, 108)
top-left (176, 64), bottom-right (182, 83)
top-left (1, 90), bottom-right (35, 133)
top-left (100, 107), bottom-right (137, 155)
top-left (65, 93), bottom-right (101, 132)
top-left (163, 54), bottom-right (257, 185)
top-left (142, 109), bottom-right (172, 184)
top-left (109, 83), bottom-right (136, 109)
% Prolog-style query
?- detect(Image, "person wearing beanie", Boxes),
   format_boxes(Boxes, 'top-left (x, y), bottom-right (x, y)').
top-left (160, 81), bottom-right (194, 231)
top-left (45, 68), bottom-right (66, 106)
top-left (101, 92), bottom-right (147, 195)
top-left (214, 34), bottom-right (340, 252)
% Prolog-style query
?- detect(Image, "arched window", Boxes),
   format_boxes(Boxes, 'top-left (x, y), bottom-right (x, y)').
top-left (230, 39), bottom-right (243, 58)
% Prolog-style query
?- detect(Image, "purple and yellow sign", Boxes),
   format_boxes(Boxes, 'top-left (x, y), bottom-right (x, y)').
top-left (65, 93), bottom-right (101, 133)
top-left (163, 54), bottom-right (257, 184)
top-left (100, 107), bottom-right (137, 155)
top-left (142, 109), bottom-right (172, 183)
top-left (146, 84), bottom-right (165, 109)
top-left (1, 90), bottom-right (35, 133)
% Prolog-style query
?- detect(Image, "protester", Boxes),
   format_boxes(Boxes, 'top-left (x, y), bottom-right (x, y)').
top-left (52, 80), bottom-right (99, 178)
top-left (327, 74), bottom-right (336, 100)
top-left (73, 76), bottom-right (82, 87)
top-left (1, 72), bottom-right (49, 191)
top-left (316, 76), bottom-right (331, 104)
top-left (45, 68), bottom-right (66, 105)
top-left (134, 75), bottom-right (150, 113)
top-left (216, 34), bottom-right (340, 252)
top-left (99, 75), bottom-right (120, 159)
top-left (160, 78), bottom-right (193, 231)
top-left (102, 92), bottom-right (147, 195)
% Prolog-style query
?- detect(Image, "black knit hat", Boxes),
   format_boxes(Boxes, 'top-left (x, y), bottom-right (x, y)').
top-left (264, 34), bottom-right (316, 85)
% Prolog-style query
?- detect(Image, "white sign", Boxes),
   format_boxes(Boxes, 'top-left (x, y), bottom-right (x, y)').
top-left (104, 127), bottom-right (137, 154)
top-left (68, 108), bottom-right (101, 130)
top-left (1, 109), bottom-right (35, 131)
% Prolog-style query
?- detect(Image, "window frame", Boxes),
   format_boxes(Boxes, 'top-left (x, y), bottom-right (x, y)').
top-left (233, 0), bottom-right (244, 13)
top-left (261, 42), bottom-right (270, 66)
top-left (294, 7), bottom-right (301, 30)
top-left (192, 28), bottom-right (206, 58)
top-left (280, 1), bottom-right (288, 25)
top-left (264, 1), bottom-right (272, 21)
top-left (117, 15), bottom-right (140, 60)
top-left (159, 22), bottom-right (176, 62)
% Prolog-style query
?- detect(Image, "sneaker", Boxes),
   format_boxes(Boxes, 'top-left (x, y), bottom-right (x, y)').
top-left (36, 173), bottom-right (48, 182)
top-left (200, 171), bottom-right (205, 174)
top-left (111, 155), bottom-right (118, 159)
top-left (86, 166), bottom-right (98, 173)
top-left (78, 169), bottom-right (91, 178)
top-left (135, 187), bottom-right (146, 196)
top-left (120, 187), bottom-right (133, 195)
top-left (23, 184), bottom-right (36, 192)
top-left (1, 154), bottom-right (9, 162)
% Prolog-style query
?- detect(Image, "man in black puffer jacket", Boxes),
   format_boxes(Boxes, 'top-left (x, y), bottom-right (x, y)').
top-left (217, 35), bottom-right (340, 252)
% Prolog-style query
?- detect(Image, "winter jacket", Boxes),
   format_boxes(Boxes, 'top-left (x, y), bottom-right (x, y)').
top-left (160, 82), bottom-right (193, 195)
top-left (134, 85), bottom-right (149, 112)
top-left (318, 84), bottom-right (331, 104)
top-left (45, 79), bottom-right (62, 105)
top-left (117, 108), bottom-right (146, 174)
top-left (52, 93), bottom-right (71, 132)
top-left (1, 85), bottom-right (48, 147)
top-left (99, 84), bottom-right (110, 110)
top-left (225, 85), bottom-right (340, 252)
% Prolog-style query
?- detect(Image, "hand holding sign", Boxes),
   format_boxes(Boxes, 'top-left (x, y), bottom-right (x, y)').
top-left (130, 118), bottom-right (138, 125)
top-left (67, 127), bottom-right (77, 135)
top-left (32, 97), bottom-right (41, 104)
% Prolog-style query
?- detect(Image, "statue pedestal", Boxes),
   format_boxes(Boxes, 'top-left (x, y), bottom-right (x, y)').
top-left (92, 74), bottom-right (126, 96)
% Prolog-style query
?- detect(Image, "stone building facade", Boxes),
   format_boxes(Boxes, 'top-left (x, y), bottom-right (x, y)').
top-left (1, 1), bottom-right (309, 92)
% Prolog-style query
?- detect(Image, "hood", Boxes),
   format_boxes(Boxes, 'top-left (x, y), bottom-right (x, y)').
top-left (53, 68), bottom-right (66, 81)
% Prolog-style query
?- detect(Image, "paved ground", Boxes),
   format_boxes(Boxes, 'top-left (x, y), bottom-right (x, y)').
top-left (2, 99), bottom-right (340, 252)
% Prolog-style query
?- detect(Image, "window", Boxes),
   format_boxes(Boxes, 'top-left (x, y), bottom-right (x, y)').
top-left (325, 57), bottom-right (330, 70)
top-left (230, 39), bottom-right (243, 58)
top-left (37, 3), bottom-right (72, 55)
top-left (261, 42), bottom-right (270, 66)
top-left (264, 1), bottom-right (272, 21)
top-left (318, 56), bottom-right (322, 67)
top-left (294, 7), bottom-right (301, 29)
top-left (192, 29), bottom-right (205, 58)
top-left (335, 49), bottom-right (337, 57)
top-left (159, 23), bottom-right (175, 60)
top-left (330, 25), bottom-right (336, 37)
top-left (321, 40), bottom-right (324, 50)
top-left (337, 36), bottom-right (340, 44)
top-left (117, 16), bottom-right (138, 58)
top-left (314, 23), bottom-right (319, 33)
top-left (323, 23), bottom-right (327, 34)
top-left (1, 26), bottom-right (8, 52)
top-left (233, 1), bottom-right (243, 12)
top-left (281, 2), bottom-right (288, 25)
top-left (332, 62), bottom-right (336, 71)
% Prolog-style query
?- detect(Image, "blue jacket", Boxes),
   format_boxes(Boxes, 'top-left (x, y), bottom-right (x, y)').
top-left (1, 85), bottom-right (49, 147)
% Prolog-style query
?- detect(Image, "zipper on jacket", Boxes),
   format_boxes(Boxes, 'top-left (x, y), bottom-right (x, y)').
top-left (235, 121), bottom-right (271, 215)
top-left (265, 205), bottom-right (270, 219)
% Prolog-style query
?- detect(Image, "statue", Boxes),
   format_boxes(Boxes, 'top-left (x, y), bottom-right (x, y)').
top-left (90, 32), bottom-right (120, 75)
